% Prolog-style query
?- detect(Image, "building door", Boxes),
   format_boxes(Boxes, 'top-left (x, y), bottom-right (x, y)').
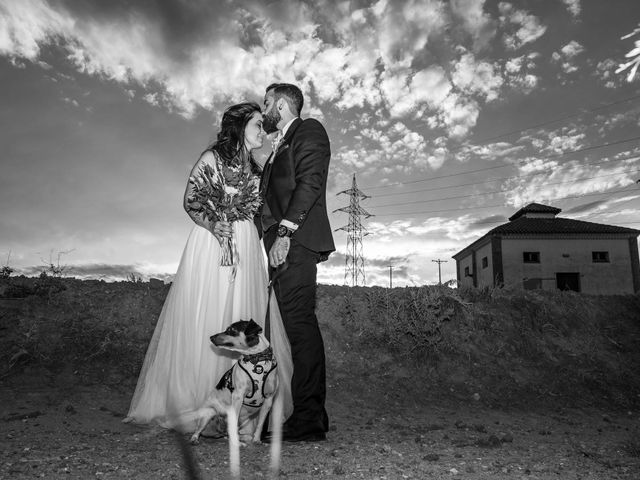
top-left (556, 272), bottom-right (580, 292)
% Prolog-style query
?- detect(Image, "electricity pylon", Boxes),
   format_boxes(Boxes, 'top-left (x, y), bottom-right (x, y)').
top-left (334, 174), bottom-right (372, 286)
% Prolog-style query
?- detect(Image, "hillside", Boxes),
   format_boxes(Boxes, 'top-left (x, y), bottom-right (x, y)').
top-left (1, 276), bottom-right (639, 479)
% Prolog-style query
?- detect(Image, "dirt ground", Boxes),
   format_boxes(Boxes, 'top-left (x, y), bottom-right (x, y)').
top-left (2, 363), bottom-right (640, 479)
top-left (1, 283), bottom-right (640, 479)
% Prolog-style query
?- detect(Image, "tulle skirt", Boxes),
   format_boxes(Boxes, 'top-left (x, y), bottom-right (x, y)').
top-left (125, 221), bottom-right (293, 432)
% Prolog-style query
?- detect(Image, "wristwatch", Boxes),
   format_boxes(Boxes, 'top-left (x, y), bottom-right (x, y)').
top-left (277, 225), bottom-right (294, 238)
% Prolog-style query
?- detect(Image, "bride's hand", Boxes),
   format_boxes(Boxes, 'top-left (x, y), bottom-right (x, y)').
top-left (211, 221), bottom-right (232, 244)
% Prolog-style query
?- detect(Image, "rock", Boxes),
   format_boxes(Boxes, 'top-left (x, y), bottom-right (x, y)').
top-left (500, 433), bottom-right (513, 443)
top-left (476, 434), bottom-right (502, 448)
top-left (423, 453), bottom-right (439, 461)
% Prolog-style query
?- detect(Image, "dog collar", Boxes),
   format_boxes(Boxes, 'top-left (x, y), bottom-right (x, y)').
top-left (242, 346), bottom-right (274, 365)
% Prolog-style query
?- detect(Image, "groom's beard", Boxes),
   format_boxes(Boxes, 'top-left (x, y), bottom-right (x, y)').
top-left (263, 108), bottom-right (281, 134)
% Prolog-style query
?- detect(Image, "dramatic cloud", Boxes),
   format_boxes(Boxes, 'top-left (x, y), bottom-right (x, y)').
top-left (2, 0), bottom-right (638, 287)
top-left (505, 159), bottom-right (636, 207)
top-left (595, 58), bottom-right (622, 89)
top-left (498, 2), bottom-right (547, 50)
top-left (451, 52), bottom-right (503, 101)
top-left (552, 40), bottom-right (585, 76)
top-left (562, 0), bottom-right (581, 19)
top-left (503, 52), bottom-right (540, 93)
top-left (458, 141), bottom-right (525, 162)
top-left (450, 0), bottom-right (496, 50)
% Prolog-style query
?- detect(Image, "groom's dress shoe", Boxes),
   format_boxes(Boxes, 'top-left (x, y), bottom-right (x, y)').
top-left (282, 430), bottom-right (326, 442)
top-left (263, 429), bottom-right (326, 443)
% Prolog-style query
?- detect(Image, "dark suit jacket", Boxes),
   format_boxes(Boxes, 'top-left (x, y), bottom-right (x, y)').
top-left (259, 117), bottom-right (335, 259)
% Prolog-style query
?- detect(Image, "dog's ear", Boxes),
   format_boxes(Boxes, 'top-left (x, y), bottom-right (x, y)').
top-left (244, 319), bottom-right (262, 347)
top-left (245, 319), bottom-right (263, 336)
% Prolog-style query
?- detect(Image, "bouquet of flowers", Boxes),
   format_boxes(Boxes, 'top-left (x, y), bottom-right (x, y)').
top-left (186, 158), bottom-right (262, 266)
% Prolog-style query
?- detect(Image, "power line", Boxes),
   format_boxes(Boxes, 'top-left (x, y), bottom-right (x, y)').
top-left (334, 174), bottom-right (371, 286)
top-left (361, 93), bottom-right (640, 191)
top-left (363, 135), bottom-right (640, 191)
top-left (369, 187), bottom-right (639, 217)
top-left (367, 169), bottom-right (640, 210)
top-left (468, 93), bottom-right (640, 145)
top-left (423, 206), bottom-right (640, 232)
top-left (371, 154), bottom-right (640, 199)
top-left (432, 259), bottom-right (448, 285)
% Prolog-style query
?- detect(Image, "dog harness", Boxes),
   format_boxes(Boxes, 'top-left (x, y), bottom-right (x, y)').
top-left (216, 347), bottom-right (277, 408)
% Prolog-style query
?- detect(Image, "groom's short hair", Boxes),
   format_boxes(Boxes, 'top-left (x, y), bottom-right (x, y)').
top-left (266, 83), bottom-right (304, 116)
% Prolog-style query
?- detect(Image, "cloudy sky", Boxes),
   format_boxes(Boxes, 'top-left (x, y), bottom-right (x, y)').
top-left (1, 0), bottom-right (639, 286)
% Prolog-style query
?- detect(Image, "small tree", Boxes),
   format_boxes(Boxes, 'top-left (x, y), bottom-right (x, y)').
top-left (126, 272), bottom-right (143, 283)
top-left (40, 249), bottom-right (74, 278)
top-left (1, 251), bottom-right (15, 279)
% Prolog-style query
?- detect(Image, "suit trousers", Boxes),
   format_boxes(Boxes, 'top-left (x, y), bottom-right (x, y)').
top-left (264, 228), bottom-right (328, 431)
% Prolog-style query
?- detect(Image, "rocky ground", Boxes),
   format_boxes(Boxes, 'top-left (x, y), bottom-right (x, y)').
top-left (1, 279), bottom-right (639, 479)
top-left (2, 366), bottom-right (639, 479)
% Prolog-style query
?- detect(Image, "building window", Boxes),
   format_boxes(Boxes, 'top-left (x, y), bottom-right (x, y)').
top-left (592, 251), bottom-right (609, 263)
top-left (464, 266), bottom-right (471, 277)
top-left (482, 257), bottom-right (488, 269)
top-left (523, 252), bottom-right (540, 263)
top-left (523, 278), bottom-right (542, 290)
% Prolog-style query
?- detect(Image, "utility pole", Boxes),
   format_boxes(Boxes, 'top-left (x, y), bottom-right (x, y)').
top-left (387, 265), bottom-right (393, 288)
top-left (432, 259), bottom-right (448, 285)
top-left (334, 174), bottom-right (372, 286)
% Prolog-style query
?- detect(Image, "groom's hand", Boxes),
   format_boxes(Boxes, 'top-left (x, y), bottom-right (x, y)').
top-left (269, 237), bottom-right (290, 267)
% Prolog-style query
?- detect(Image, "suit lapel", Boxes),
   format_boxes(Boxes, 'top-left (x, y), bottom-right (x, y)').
top-left (260, 152), bottom-right (274, 196)
top-left (262, 118), bottom-right (303, 193)
top-left (274, 118), bottom-right (302, 155)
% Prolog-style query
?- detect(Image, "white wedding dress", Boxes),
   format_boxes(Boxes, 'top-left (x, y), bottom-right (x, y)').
top-left (125, 219), bottom-right (293, 433)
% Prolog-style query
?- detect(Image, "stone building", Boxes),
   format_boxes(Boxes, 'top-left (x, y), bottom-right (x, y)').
top-left (452, 203), bottom-right (640, 294)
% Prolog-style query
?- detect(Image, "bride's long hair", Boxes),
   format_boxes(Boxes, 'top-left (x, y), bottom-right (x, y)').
top-left (208, 102), bottom-right (262, 174)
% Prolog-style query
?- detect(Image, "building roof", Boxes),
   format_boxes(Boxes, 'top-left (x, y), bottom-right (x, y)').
top-left (452, 203), bottom-right (640, 260)
top-left (488, 216), bottom-right (640, 235)
top-left (508, 202), bottom-right (562, 221)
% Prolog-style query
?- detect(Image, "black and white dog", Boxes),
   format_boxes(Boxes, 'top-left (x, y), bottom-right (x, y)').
top-left (187, 319), bottom-right (278, 446)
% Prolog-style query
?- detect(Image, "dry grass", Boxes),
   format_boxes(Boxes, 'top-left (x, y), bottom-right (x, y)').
top-left (337, 283), bottom-right (640, 408)
top-left (1, 276), bottom-right (640, 409)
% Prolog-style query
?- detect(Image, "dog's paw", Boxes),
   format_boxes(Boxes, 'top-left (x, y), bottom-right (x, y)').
top-left (189, 435), bottom-right (200, 445)
top-left (238, 435), bottom-right (252, 447)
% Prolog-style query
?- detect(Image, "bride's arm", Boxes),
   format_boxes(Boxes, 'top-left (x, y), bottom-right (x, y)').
top-left (183, 151), bottom-right (231, 242)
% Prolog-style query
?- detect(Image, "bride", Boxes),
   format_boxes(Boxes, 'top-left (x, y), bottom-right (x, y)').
top-left (124, 102), bottom-right (293, 433)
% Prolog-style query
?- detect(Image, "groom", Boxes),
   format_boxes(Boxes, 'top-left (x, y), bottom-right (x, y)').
top-left (259, 83), bottom-right (335, 442)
